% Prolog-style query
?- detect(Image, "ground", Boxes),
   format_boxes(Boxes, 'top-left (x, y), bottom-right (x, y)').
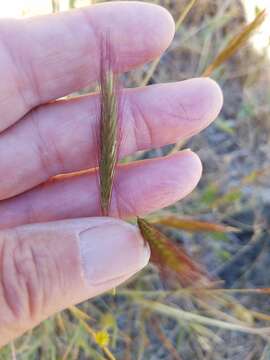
top-left (1, 0), bottom-right (270, 359)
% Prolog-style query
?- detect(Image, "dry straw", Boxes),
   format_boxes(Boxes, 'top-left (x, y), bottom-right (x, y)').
top-left (202, 9), bottom-right (266, 77)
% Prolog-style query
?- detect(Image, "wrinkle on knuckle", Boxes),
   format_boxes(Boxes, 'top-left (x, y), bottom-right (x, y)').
top-left (129, 99), bottom-right (154, 150)
top-left (0, 21), bottom-right (39, 111)
top-left (24, 55), bottom-right (42, 106)
top-left (29, 105), bottom-right (68, 177)
top-left (49, 132), bottom-right (68, 173)
top-left (23, 192), bottom-right (39, 225)
top-left (0, 230), bottom-right (55, 325)
top-left (28, 108), bottom-right (56, 178)
top-left (112, 180), bottom-right (138, 218)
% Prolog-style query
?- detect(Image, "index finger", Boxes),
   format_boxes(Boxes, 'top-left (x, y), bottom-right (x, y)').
top-left (0, 1), bottom-right (174, 132)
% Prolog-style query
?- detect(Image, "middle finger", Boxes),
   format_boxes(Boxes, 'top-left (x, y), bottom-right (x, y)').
top-left (0, 78), bottom-right (222, 200)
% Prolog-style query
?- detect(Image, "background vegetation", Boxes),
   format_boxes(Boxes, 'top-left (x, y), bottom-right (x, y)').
top-left (0, 0), bottom-right (270, 359)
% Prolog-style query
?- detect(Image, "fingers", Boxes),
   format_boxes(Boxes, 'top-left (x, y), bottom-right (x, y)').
top-left (0, 217), bottom-right (149, 346)
top-left (0, 78), bottom-right (222, 200)
top-left (0, 2), bottom-right (174, 132)
top-left (0, 151), bottom-right (202, 230)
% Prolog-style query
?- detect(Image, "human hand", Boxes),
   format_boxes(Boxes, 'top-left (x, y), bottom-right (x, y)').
top-left (0, 1), bottom-right (222, 346)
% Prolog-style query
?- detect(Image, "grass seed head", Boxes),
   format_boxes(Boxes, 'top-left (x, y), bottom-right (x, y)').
top-left (137, 217), bottom-right (211, 287)
top-left (98, 36), bottom-right (120, 216)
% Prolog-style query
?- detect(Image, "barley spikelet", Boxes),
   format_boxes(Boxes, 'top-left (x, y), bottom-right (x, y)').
top-left (98, 38), bottom-right (119, 216)
top-left (137, 217), bottom-right (210, 287)
top-left (202, 9), bottom-right (266, 77)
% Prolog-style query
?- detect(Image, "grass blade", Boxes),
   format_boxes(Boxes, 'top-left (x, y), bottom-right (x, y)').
top-left (138, 300), bottom-right (270, 337)
top-left (202, 9), bottom-right (266, 77)
top-left (140, 0), bottom-right (198, 86)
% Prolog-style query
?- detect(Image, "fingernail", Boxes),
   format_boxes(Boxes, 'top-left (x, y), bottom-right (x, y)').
top-left (79, 221), bottom-right (150, 286)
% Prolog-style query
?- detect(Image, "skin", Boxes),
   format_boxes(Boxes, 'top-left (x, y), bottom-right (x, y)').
top-left (0, 1), bottom-right (223, 347)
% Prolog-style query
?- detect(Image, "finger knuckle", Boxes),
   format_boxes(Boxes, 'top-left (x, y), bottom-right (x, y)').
top-left (0, 229), bottom-right (54, 324)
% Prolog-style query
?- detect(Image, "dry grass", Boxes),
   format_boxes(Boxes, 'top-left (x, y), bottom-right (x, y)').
top-left (202, 9), bottom-right (266, 76)
top-left (1, 0), bottom-right (270, 359)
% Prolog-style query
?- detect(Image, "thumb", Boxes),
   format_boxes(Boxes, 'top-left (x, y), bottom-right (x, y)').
top-left (0, 218), bottom-right (149, 346)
